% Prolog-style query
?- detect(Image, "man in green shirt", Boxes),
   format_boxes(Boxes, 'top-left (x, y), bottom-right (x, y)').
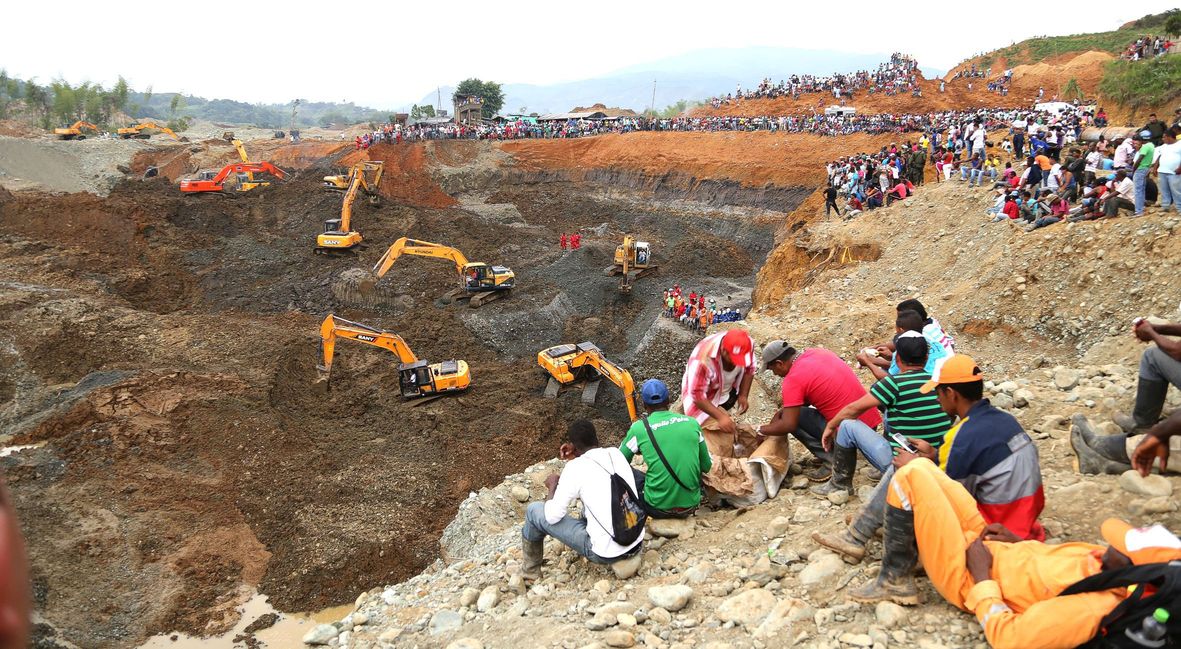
top-left (1132, 131), bottom-right (1155, 217)
top-left (621, 379), bottom-right (712, 518)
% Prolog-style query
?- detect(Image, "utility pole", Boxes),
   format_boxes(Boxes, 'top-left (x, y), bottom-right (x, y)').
top-left (650, 79), bottom-right (657, 116)
top-left (290, 99), bottom-right (300, 133)
top-left (437, 87), bottom-right (442, 113)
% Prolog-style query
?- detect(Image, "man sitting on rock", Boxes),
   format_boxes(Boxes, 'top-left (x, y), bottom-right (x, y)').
top-left (816, 355), bottom-right (1045, 574)
top-left (849, 453), bottom-right (1181, 648)
top-left (859, 307), bottom-right (952, 379)
top-left (522, 420), bottom-right (643, 581)
top-left (1115, 317), bottom-right (1181, 434)
top-left (620, 379), bottom-right (712, 518)
top-left (811, 332), bottom-right (952, 497)
top-left (757, 341), bottom-right (881, 482)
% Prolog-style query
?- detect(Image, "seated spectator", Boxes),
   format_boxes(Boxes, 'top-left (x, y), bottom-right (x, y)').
top-left (621, 379), bottom-right (712, 517)
top-left (859, 308), bottom-right (950, 378)
top-left (1071, 410), bottom-right (1181, 474)
top-left (521, 420), bottom-right (644, 581)
top-left (1099, 170), bottom-right (1135, 218)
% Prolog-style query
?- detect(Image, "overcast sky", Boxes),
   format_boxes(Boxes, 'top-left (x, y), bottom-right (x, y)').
top-left (2, 0), bottom-right (1173, 109)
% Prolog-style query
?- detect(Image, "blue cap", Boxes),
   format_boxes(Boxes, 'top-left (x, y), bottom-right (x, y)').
top-left (640, 379), bottom-right (669, 406)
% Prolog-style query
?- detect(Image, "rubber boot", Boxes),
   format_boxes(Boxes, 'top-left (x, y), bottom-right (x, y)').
top-left (521, 538), bottom-right (543, 581)
top-left (1132, 379), bottom-right (1169, 430)
top-left (1070, 417), bottom-right (1132, 474)
top-left (813, 507), bottom-right (879, 563)
top-left (811, 445), bottom-right (856, 496)
top-left (848, 506), bottom-right (920, 605)
top-left (793, 432), bottom-right (833, 481)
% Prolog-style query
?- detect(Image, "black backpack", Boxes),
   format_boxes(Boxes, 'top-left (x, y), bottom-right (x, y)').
top-left (585, 452), bottom-right (647, 547)
top-left (1058, 561), bottom-right (1181, 648)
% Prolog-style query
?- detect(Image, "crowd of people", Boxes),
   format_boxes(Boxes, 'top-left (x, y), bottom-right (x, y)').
top-left (1122, 34), bottom-right (1173, 60)
top-left (706, 53), bottom-right (921, 108)
top-left (520, 292), bottom-right (1181, 648)
top-left (661, 285), bottom-right (743, 333)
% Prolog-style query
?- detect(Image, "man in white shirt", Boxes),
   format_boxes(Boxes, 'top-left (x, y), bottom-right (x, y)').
top-left (1100, 170), bottom-right (1135, 217)
top-left (1113, 137), bottom-right (1136, 170)
top-left (1153, 127), bottom-right (1181, 214)
top-left (522, 420), bottom-right (643, 580)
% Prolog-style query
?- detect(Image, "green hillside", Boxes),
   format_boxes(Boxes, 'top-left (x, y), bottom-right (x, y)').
top-left (975, 11), bottom-right (1177, 69)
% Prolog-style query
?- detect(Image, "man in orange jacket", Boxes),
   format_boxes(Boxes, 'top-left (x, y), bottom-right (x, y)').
top-left (862, 456), bottom-right (1181, 649)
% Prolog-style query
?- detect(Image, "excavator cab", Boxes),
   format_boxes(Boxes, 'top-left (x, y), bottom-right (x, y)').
top-left (398, 361), bottom-right (433, 398)
top-left (463, 263), bottom-right (515, 292)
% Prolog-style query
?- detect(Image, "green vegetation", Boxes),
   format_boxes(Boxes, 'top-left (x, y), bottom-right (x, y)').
top-left (452, 79), bottom-right (505, 119)
top-left (976, 10), bottom-right (1177, 69)
top-left (1061, 78), bottom-right (1084, 102)
top-left (1099, 53), bottom-right (1181, 108)
top-left (644, 99), bottom-right (702, 119)
top-left (410, 104), bottom-right (437, 119)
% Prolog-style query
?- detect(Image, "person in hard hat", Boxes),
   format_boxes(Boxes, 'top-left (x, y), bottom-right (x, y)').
top-left (620, 379), bottom-right (711, 518)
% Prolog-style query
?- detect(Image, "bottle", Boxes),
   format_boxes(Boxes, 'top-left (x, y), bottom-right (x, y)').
top-left (1125, 608), bottom-right (1169, 647)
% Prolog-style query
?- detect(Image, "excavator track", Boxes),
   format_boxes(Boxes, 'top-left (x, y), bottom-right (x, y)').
top-left (581, 380), bottom-right (601, 405)
top-left (467, 289), bottom-right (510, 309)
top-left (634, 265), bottom-right (659, 279)
top-left (543, 377), bottom-right (561, 399)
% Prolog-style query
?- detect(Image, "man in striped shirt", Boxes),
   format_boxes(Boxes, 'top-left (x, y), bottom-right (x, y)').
top-left (813, 332), bottom-right (952, 497)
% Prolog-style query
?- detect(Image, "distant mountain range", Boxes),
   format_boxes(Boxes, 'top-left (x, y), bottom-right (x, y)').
top-left (410, 47), bottom-right (946, 115)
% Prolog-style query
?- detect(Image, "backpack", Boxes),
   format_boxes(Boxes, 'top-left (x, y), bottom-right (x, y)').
top-left (1058, 561), bottom-right (1181, 648)
top-left (585, 451), bottom-right (647, 548)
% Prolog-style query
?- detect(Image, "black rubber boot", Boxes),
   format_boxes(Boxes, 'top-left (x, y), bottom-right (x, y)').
top-left (1071, 420), bottom-right (1133, 475)
top-left (811, 444), bottom-right (857, 496)
top-left (521, 538), bottom-right (543, 581)
top-left (849, 506), bottom-right (920, 605)
top-left (1132, 379), bottom-right (1169, 430)
top-left (791, 430), bottom-right (833, 481)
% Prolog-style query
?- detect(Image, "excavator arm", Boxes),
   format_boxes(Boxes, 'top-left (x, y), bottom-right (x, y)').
top-left (539, 343), bottom-right (639, 421)
top-left (318, 315), bottom-right (419, 376)
top-left (371, 237), bottom-right (471, 279)
top-left (574, 352), bottom-right (639, 422)
top-left (180, 162), bottom-right (286, 193)
top-left (337, 161), bottom-right (384, 234)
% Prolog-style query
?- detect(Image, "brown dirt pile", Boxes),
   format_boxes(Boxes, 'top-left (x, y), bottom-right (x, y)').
top-left (340, 143), bottom-right (458, 208)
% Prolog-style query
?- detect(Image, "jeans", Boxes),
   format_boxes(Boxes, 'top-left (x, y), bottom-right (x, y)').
top-left (1160, 173), bottom-right (1181, 211)
top-left (1133, 167), bottom-right (1150, 214)
top-left (790, 406), bottom-right (829, 461)
top-left (1029, 215), bottom-right (1062, 230)
top-left (522, 501), bottom-right (613, 564)
top-left (834, 419), bottom-right (894, 472)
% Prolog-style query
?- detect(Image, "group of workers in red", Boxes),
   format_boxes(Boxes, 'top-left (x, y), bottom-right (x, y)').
top-left (559, 233), bottom-right (582, 250)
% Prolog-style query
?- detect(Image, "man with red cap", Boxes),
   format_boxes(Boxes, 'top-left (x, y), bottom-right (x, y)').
top-left (859, 451), bottom-right (1181, 648)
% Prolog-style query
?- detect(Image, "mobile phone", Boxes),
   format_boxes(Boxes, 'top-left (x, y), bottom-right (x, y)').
top-left (890, 432), bottom-right (918, 454)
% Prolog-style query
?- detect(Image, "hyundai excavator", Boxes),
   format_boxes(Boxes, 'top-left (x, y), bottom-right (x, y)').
top-left (116, 121), bottom-right (181, 140)
top-left (53, 121), bottom-right (100, 140)
top-left (179, 161), bottom-right (287, 193)
top-left (316, 314), bottom-right (470, 398)
top-left (538, 342), bottom-right (639, 422)
top-left (366, 237), bottom-right (515, 308)
top-left (606, 235), bottom-right (658, 293)
top-left (315, 161), bottom-right (383, 254)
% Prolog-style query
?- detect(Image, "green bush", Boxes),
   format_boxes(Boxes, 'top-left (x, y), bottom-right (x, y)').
top-left (1099, 53), bottom-right (1181, 108)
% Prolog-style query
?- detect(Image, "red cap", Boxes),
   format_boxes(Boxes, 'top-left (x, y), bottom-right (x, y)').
top-left (721, 329), bottom-right (753, 367)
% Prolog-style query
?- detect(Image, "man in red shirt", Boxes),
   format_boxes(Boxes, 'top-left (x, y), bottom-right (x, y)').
top-left (560, 233), bottom-right (567, 250)
top-left (756, 341), bottom-right (882, 481)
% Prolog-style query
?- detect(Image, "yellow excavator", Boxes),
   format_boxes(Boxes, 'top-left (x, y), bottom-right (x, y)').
top-left (316, 314), bottom-right (470, 398)
top-left (315, 161), bottom-right (383, 254)
top-left (538, 342), bottom-right (639, 421)
top-left (116, 121), bottom-right (181, 140)
top-left (53, 121), bottom-right (100, 140)
top-left (606, 235), bottom-right (658, 293)
top-left (366, 237), bottom-right (515, 308)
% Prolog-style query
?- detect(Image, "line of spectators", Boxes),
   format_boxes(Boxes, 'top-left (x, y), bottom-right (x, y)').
top-left (706, 53), bottom-right (921, 108)
top-left (662, 285), bottom-right (743, 333)
top-left (1122, 34), bottom-right (1173, 60)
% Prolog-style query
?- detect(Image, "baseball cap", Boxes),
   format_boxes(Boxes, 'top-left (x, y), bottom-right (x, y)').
top-left (919, 354), bottom-right (983, 393)
top-left (761, 340), bottom-right (796, 368)
top-left (721, 329), bottom-right (754, 367)
top-left (1134, 130), bottom-right (1151, 141)
top-left (1101, 519), bottom-right (1181, 565)
top-left (639, 378), bottom-right (670, 406)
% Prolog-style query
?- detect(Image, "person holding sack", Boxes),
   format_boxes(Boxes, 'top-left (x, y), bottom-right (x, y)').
top-left (521, 420), bottom-right (645, 581)
top-left (620, 379), bottom-right (712, 518)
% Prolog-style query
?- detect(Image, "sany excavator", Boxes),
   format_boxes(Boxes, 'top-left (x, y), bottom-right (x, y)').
top-left (316, 314), bottom-right (470, 398)
top-left (366, 237), bottom-right (515, 308)
top-left (606, 235), bottom-right (658, 293)
top-left (53, 121), bottom-right (100, 140)
top-left (315, 161), bottom-right (384, 254)
top-left (179, 162), bottom-right (287, 193)
top-left (538, 342), bottom-right (639, 422)
top-left (116, 121), bottom-right (180, 140)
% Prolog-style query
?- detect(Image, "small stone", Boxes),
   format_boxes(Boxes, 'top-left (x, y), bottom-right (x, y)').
top-left (716, 589), bottom-right (776, 627)
top-left (648, 518), bottom-right (695, 538)
top-left (997, 380), bottom-right (1020, 394)
top-left (587, 612), bottom-right (618, 630)
top-left (791, 475), bottom-right (810, 489)
top-left (649, 607), bottom-right (673, 625)
top-left (617, 613), bottom-right (638, 628)
top-left (302, 624), bottom-right (339, 645)
top-left (799, 553), bottom-right (845, 586)
top-left (605, 630), bottom-right (636, 648)
top-left (839, 633), bottom-right (874, 647)
top-left (648, 585), bottom-right (694, 612)
top-left (684, 562), bottom-right (714, 584)
top-left (827, 490), bottom-right (850, 505)
top-left (351, 612), bottom-right (368, 626)
top-left (459, 587), bottom-right (479, 607)
top-left (1012, 389), bottom-right (1034, 408)
top-left (511, 486), bottom-right (530, 502)
top-left (429, 610), bottom-right (464, 635)
top-left (767, 516), bottom-right (791, 538)
top-left (476, 585), bottom-right (499, 612)
top-left (446, 640), bottom-right (485, 649)
top-left (1119, 470), bottom-right (1174, 498)
top-left (1141, 496), bottom-right (1179, 514)
top-left (594, 579), bottom-right (612, 595)
top-left (1053, 368), bottom-right (1080, 391)
top-left (378, 628), bottom-right (404, 642)
top-left (876, 601), bottom-right (907, 628)
top-left (992, 393), bottom-right (1014, 410)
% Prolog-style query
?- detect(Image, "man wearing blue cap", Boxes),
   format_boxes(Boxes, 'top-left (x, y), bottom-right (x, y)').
top-left (620, 379), bottom-right (712, 518)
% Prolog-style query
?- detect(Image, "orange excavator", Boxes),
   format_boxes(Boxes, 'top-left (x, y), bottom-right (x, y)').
top-left (116, 121), bottom-right (181, 140)
top-left (179, 161), bottom-right (287, 193)
top-left (53, 121), bottom-right (100, 140)
top-left (316, 314), bottom-right (471, 398)
top-left (365, 237), bottom-right (515, 308)
top-left (538, 342), bottom-right (639, 421)
top-left (606, 235), bottom-right (658, 294)
top-left (315, 161), bottom-right (384, 254)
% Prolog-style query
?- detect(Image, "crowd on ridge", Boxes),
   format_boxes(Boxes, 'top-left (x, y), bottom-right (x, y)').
top-left (1122, 34), bottom-right (1174, 60)
top-left (661, 285), bottom-right (743, 333)
top-left (705, 53), bottom-right (921, 108)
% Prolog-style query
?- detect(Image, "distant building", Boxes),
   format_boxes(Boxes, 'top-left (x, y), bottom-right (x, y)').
top-left (454, 95), bottom-right (483, 124)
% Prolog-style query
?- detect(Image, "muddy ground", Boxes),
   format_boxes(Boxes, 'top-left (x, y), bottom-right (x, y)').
top-left (0, 141), bottom-right (804, 647)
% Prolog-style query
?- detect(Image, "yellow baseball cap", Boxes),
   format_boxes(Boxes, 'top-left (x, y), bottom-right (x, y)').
top-left (919, 354), bottom-right (983, 393)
